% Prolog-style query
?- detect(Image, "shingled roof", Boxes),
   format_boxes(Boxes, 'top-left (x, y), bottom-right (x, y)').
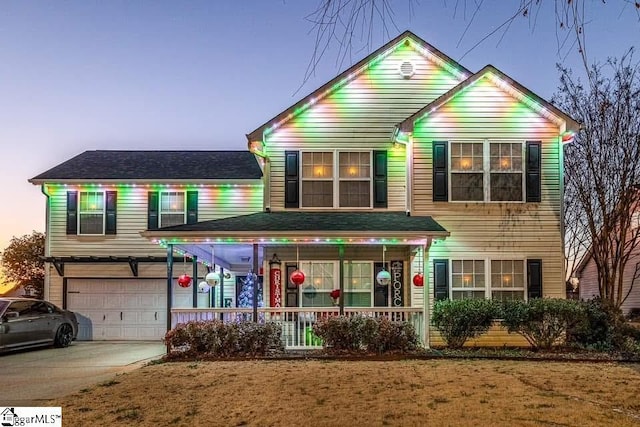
top-left (142, 211), bottom-right (448, 240)
top-left (29, 150), bottom-right (262, 182)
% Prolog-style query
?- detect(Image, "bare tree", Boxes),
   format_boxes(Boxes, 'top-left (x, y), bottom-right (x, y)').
top-left (303, 0), bottom-right (640, 87)
top-left (556, 51), bottom-right (640, 308)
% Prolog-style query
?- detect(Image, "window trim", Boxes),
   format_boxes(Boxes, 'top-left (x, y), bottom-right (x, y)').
top-left (449, 139), bottom-right (526, 203)
top-left (299, 150), bottom-right (374, 209)
top-left (159, 191), bottom-right (187, 228)
top-left (78, 191), bottom-right (106, 236)
top-left (448, 257), bottom-right (528, 300)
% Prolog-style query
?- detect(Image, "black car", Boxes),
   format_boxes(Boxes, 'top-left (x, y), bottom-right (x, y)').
top-left (0, 297), bottom-right (79, 352)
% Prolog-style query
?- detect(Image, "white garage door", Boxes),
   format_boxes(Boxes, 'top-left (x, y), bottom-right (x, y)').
top-left (67, 278), bottom-right (191, 341)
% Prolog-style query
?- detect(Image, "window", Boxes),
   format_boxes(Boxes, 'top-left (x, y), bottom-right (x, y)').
top-left (79, 191), bottom-right (104, 235)
top-left (450, 141), bottom-right (524, 202)
top-left (451, 260), bottom-right (485, 299)
top-left (344, 261), bottom-right (373, 306)
top-left (299, 261), bottom-right (335, 307)
top-left (339, 152), bottom-right (371, 207)
top-left (490, 143), bottom-right (523, 201)
top-left (160, 192), bottom-right (185, 227)
top-left (301, 151), bottom-right (372, 208)
top-left (491, 260), bottom-right (525, 301)
top-left (297, 261), bottom-right (374, 307)
top-left (449, 259), bottom-right (526, 300)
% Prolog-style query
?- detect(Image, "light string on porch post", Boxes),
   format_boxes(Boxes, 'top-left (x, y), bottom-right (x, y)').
top-left (290, 245), bottom-right (305, 286)
top-left (376, 245), bottom-right (391, 286)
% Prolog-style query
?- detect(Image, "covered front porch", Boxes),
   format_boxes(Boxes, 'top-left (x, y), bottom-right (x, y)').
top-left (141, 211), bottom-right (448, 349)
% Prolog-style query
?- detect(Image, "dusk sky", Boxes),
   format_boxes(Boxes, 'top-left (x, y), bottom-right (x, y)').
top-left (1, 1), bottom-right (638, 250)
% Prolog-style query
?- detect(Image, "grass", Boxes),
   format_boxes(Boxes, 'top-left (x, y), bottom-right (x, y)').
top-left (49, 359), bottom-right (640, 426)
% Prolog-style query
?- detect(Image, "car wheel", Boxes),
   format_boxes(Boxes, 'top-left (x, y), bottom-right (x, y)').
top-left (54, 324), bottom-right (73, 348)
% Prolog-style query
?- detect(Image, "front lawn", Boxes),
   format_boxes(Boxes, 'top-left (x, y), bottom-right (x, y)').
top-left (50, 359), bottom-right (640, 426)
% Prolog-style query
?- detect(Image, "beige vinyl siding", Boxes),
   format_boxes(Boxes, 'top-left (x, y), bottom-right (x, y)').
top-left (45, 184), bottom-right (263, 257)
top-left (264, 45), bottom-right (463, 211)
top-left (412, 75), bottom-right (565, 307)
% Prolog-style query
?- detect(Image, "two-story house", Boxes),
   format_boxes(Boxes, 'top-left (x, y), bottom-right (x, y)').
top-left (32, 31), bottom-right (578, 346)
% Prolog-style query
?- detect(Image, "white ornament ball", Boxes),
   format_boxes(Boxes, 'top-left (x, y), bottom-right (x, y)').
top-left (205, 271), bottom-right (221, 286)
top-left (198, 281), bottom-right (211, 293)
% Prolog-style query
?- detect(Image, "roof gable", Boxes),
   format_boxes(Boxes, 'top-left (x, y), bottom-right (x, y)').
top-left (29, 150), bottom-right (263, 183)
top-left (246, 31), bottom-right (472, 143)
top-left (398, 65), bottom-right (580, 133)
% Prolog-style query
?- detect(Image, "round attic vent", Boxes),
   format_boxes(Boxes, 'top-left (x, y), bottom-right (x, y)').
top-left (399, 60), bottom-right (415, 78)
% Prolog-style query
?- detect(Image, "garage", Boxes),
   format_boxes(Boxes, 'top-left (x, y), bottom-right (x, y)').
top-left (67, 278), bottom-right (182, 341)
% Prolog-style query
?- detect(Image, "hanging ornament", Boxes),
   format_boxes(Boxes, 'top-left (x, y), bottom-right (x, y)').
top-left (329, 289), bottom-right (340, 305)
top-left (290, 269), bottom-right (305, 286)
top-left (198, 281), bottom-right (211, 293)
top-left (376, 270), bottom-right (391, 286)
top-left (205, 271), bottom-right (221, 286)
top-left (376, 245), bottom-right (391, 286)
top-left (178, 274), bottom-right (192, 288)
top-left (412, 273), bottom-right (424, 287)
top-left (290, 245), bottom-right (305, 286)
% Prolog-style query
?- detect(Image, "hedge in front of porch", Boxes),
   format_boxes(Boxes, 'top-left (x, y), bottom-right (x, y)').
top-left (312, 315), bottom-right (419, 354)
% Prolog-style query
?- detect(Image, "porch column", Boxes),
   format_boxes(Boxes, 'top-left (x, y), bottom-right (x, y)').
top-left (219, 267), bottom-right (225, 321)
top-left (338, 245), bottom-right (344, 315)
top-left (423, 239), bottom-right (432, 348)
top-left (192, 255), bottom-right (198, 308)
top-left (166, 244), bottom-right (174, 335)
top-left (252, 243), bottom-right (259, 322)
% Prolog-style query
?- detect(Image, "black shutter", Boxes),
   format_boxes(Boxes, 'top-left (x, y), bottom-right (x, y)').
top-left (147, 191), bottom-right (159, 229)
top-left (527, 259), bottom-right (543, 299)
top-left (66, 191), bottom-right (78, 235)
top-left (285, 151), bottom-right (299, 208)
top-left (433, 259), bottom-right (449, 301)
top-left (373, 150), bottom-right (387, 208)
top-left (105, 191), bottom-right (117, 235)
top-left (186, 191), bottom-right (198, 224)
top-left (433, 141), bottom-right (448, 201)
top-left (526, 141), bottom-right (541, 202)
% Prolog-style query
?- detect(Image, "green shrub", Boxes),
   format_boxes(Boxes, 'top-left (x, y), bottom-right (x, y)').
top-left (312, 315), bottom-right (419, 353)
top-left (164, 320), bottom-right (283, 357)
top-left (567, 298), bottom-right (640, 352)
top-left (431, 299), bottom-right (498, 349)
top-left (501, 298), bottom-right (583, 350)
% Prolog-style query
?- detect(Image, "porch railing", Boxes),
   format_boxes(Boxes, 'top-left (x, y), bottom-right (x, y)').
top-left (170, 307), bottom-right (425, 349)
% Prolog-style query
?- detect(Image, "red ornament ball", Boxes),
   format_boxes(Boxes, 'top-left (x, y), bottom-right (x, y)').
top-left (329, 289), bottom-right (341, 299)
top-left (290, 269), bottom-right (305, 286)
top-left (412, 273), bottom-right (424, 287)
top-left (177, 274), bottom-right (192, 288)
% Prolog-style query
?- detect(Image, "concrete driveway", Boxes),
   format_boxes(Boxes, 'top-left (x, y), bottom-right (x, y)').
top-left (0, 341), bottom-right (166, 406)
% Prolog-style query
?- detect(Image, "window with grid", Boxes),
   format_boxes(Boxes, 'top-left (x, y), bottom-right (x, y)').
top-left (301, 151), bottom-right (372, 208)
top-left (338, 152), bottom-right (371, 207)
top-left (160, 191), bottom-right (185, 227)
top-left (451, 260), bottom-right (485, 299)
top-left (491, 260), bottom-right (525, 300)
top-left (79, 191), bottom-right (104, 235)
top-left (450, 141), bottom-right (524, 202)
top-left (301, 152), bottom-right (333, 207)
top-left (490, 143), bottom-right (523, 201)
top-left (450, 142), bottom-right (484, 201)
top-left (343, 261), bottom-right (373, 306)
top-left (299, 261), bottom-right (335, 307)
